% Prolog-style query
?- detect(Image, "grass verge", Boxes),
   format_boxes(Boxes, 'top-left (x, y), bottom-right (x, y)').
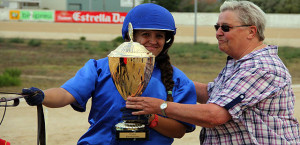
top-left (0, 37), bottom-right (299, 92)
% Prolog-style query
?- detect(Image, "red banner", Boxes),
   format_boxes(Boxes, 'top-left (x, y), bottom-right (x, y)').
top-left (55, 11), bottom-right (127, 24)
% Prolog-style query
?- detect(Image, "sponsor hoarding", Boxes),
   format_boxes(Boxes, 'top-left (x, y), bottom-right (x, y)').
top-left (20, 10), bottom-right (54, 21)
top-left (9, 10), bottom-right (20, 20)
top-left (55, 11), bottom-right (127, 24)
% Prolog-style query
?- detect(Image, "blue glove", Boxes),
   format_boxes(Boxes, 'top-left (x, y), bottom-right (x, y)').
top-left (22, 87), bottom-right (44, 106)
top-left (120, 107), bottom-right (148, 124)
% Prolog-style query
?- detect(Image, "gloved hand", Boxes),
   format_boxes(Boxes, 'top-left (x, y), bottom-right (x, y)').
top-left (120, 107), bottom-right (148, 124)
top-left (22, 87), bottom-right (44, 106)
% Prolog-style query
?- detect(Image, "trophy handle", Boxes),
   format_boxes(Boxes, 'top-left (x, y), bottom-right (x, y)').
top-left (128, 22), bottom-right (134, 42)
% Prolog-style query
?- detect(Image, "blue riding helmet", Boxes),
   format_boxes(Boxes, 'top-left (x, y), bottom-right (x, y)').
top-left (122, 3), bottom-right (176, 40)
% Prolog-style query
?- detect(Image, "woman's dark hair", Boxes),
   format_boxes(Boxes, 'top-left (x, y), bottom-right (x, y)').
top-left (156, 31), bottom-right (174, 102)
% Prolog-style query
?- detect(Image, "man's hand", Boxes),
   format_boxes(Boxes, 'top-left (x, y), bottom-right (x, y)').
top-left (120, 107), bottom-right (148, 124)
top-left (126, 96), bottom-right (164, 115)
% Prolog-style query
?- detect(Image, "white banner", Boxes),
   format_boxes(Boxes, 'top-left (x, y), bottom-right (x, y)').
top-left (0, 9), bottom-right (9, 20)
top-left (120, 0), bottom-right (143, 7)
top-left (9, 0), bottom-right (40, 2)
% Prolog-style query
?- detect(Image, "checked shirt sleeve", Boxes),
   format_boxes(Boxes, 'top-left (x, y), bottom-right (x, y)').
top-left (210, 68), bottom-right (280, 119)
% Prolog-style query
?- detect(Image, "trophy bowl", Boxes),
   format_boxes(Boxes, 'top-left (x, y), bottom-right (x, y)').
top-left (108, 56), bottom-right (154, 100)
top-left (108, 23), bottom-right (155, 140)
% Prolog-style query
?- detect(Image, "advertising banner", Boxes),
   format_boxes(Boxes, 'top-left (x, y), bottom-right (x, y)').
top-left (9, 10), bottom-right (20, 20)
top-left (55, 11), bottom-right (127, 24)
top-left (20, 10), bottom-right (54, 21)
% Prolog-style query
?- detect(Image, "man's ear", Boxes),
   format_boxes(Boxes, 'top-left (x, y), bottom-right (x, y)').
top-left (248, 26), bottom-right (257, 39)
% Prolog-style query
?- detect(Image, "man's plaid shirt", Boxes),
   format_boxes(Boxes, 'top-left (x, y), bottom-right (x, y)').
top-left (201, 45), bottom-right (300, 145)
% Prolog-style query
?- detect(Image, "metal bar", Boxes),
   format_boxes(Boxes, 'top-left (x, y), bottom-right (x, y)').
top-left (0, 91), bottom-right (23, 95)
top-left (0, 96), bottom-right (25, 102)
top-left (194, 0), bottom-right (198, 44)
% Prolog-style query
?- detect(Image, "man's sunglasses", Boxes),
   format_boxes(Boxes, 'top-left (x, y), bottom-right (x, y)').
top-left (214, 24), bottom-right (252, 32)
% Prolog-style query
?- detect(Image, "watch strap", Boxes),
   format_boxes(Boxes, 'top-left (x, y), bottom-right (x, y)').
top-left (161, 108), bottom-right (167, 117)
top-left (161, 101), bottom-right (168, 117)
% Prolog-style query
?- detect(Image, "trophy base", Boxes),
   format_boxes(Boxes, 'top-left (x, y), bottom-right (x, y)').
top-left (115, 122), bottom-right (149, 141)
top-left (116, 130), bottom-right (149, 141)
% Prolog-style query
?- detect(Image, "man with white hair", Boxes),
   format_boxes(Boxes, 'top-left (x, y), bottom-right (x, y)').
top-left (126, 1), bottom-right (300, 144)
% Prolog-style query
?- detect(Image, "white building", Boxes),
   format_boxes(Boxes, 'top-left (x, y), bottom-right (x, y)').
top-left (1, 0), bottom-right (143, 12)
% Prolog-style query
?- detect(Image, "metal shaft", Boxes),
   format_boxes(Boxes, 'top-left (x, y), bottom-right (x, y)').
top-left (0, 91), bottom-right (23, 95)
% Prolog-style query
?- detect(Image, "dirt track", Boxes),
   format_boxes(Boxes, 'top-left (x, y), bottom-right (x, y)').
top-left (0, 21), bottom-right (300, 144)
top-left (0, 21), bottom-right (300, 47)
top-left (0, 85), bottom-right (299, 145)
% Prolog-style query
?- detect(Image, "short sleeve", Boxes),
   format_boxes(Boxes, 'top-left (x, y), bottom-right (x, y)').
top-left (208, 68), bottom-right (278, 120)
top-left (61, 59), bottom-right (99, 111)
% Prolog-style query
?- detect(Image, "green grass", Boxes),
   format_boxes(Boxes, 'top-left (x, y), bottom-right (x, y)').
top-left (0, 68), bottom-right (22, 87)
top-left (0, 37), bottom-right (299, 92)
top-left (8, 38), bottom-right (24, 43)
top-left (28, 39), bottom-right (42, 47)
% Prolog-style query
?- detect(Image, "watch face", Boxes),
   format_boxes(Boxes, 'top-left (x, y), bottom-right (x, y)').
top-left (161, 103), bottom-right (167, 109)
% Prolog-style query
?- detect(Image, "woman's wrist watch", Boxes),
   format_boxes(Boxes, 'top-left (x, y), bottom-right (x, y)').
top-left (160, 101), bottom-right (168, 117)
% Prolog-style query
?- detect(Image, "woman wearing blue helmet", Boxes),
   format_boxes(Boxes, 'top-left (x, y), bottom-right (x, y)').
top-left (122, 3), bottom-right (197, 144)
top-left (21, 3), bottom-right (196, 145)
top-left (122, 3), bottom-right (177, 101)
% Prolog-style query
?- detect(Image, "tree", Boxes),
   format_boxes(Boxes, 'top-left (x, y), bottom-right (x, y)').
top-left (240, 0), bottom-right (300, 13)
top-left (142, 0), bottom-right (300, 13)
top-left (275, 0), bottom-right (300, 13)
top-left (143, 0), bottom-right (182, 12)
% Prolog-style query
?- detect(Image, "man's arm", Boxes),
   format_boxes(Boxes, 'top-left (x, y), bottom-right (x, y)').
top-left (126, 97), bottom-right (232, 128)
top-left (166, 102), bottom-right (232, 128)
top-left (193, 81), bottom-right (209, 104)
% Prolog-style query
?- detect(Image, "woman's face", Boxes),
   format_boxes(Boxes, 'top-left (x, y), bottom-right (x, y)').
top-left (216, 10), bottom-right (251, 58)
top-left (134, 30), bottom-right (166, 56)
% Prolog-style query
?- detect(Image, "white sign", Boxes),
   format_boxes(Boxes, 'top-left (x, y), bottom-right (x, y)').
top-left (10, 0), bottom-right (40, 2)
top-left (120, 0), bottom-right (143, 7)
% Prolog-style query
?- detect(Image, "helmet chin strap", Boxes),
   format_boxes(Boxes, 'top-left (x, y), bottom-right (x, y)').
top-left (162, 33), bottom-right (174, 54)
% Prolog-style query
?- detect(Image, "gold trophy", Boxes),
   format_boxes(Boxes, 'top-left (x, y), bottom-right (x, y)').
top-left (108, 23), bottom-right (155, 140)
